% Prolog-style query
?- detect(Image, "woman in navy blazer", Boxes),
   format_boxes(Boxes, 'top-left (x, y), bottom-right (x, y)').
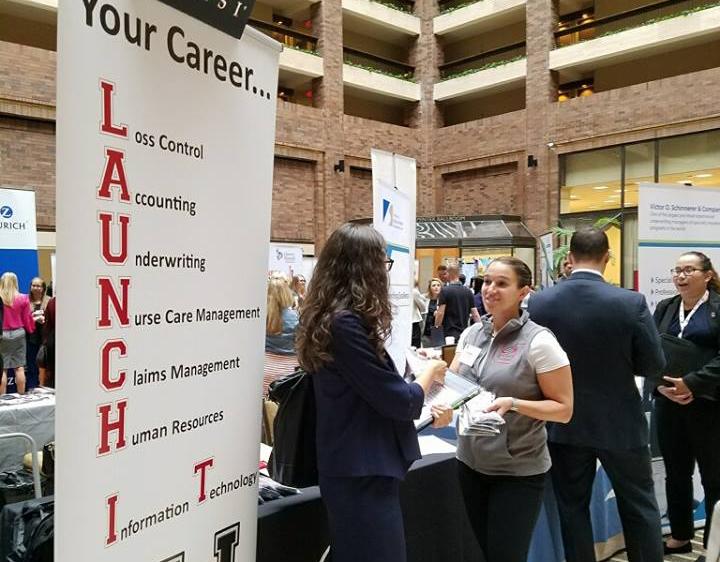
top-left (296, 222), bottom-right (447, 562)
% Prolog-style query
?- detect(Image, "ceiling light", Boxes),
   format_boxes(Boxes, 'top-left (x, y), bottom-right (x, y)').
top-left (614, 189), bottom-right (622, 193)
top-left (694, 173), bottom-right (713, 178)
top-left (569, 195), bottom-right (579, 200)
top-left (592, 186), bottom-right (609, 190)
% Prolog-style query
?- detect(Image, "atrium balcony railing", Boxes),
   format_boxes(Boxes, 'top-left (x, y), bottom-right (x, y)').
top-left (555, 0), bottom-right (720, 47)
top-left (437, 0), bottom-right (482, 15)
top-left (343, 47), bottom-right (416, 81)
top-left (370, 0), bottom-right (416, 14)
top-left (249, 18), bottom-right (319, 54)
top-left (439, 42), bottom-right (526, 80)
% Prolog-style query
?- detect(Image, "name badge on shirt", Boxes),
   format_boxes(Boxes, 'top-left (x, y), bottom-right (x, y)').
top-left (459, 345), bottom-right (482, 367)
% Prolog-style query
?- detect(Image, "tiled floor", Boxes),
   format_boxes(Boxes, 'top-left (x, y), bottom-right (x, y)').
top-left (608, 538), bottom-right (705, 561)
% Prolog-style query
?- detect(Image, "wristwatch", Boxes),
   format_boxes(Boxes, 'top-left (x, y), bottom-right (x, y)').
top-left (510, 397), bottom-right (519, 412)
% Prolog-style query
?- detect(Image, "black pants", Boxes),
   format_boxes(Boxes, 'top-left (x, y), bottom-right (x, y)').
top-left (25, 339), bottom-right (40, 389)
top-left (411, 322), bottom-right (422, 348)
top-left (320, 474), bottom-right (406, 562)
top-left (656, 396), bottom-right (720, 547)
top-left (457, 460), bottom-right (546, 562)
top-left (548, 442), bottom-right (663, 562)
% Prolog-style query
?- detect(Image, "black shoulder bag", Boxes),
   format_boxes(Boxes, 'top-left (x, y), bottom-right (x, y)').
top-left (267, 368), bottom-right (318, 488)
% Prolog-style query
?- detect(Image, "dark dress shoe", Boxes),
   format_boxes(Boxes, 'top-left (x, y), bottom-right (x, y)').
top-left (663, 541), bottom-right (692, 554)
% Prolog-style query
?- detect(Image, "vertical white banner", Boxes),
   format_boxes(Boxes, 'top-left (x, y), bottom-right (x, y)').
top-left (372, 149), bottom-right (417, 372)
top-left (539, 232), bottom-right (554, 290)
top-left (55, 3), bottom-right (280, 562)
top-left (638, 183), bottom-right (720, 312)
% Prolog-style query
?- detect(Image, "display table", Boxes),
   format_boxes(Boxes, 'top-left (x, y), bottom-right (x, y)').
top-left (257, 429), bottom-right (627, 562)
top-left (0, 392), bottom-right (55, 472)
top-left (257, 452), bottom-right (478, 562)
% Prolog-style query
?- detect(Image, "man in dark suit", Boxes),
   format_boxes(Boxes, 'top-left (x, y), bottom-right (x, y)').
top-left (528, 228), bottom-right (666, 562)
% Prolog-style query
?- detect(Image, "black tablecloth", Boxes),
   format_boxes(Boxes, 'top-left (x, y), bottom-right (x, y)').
top-left (257, 452), bottom-right (482, 562)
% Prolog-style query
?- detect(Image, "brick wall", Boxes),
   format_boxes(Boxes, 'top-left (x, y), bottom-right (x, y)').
top-left (345, 166), bottom-right (373, 221)
top-left (271, 157), bottom-right (316, 242)
top-left (2, 5), bottom-right (720, 251)
top-left (0, 116), bottom-right (55, 229)
top-left (440, 163), bottom-right (519, 215)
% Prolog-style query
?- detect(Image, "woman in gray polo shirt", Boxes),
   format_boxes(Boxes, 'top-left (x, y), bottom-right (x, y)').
top-left (435, 256), bottom-right (573, 562)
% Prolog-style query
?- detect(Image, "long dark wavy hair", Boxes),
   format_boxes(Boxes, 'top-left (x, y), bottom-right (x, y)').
top-left (296, 223), bottom-right (392, 372)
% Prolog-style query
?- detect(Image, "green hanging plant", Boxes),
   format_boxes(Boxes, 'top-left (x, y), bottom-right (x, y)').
top-left (440, 55), bottom-right (525, 81)
top-left (370, 0), bottom-right (414, 14)
top-left (287, 44), bottom-right (320, 56)
top-left (344, 59), bottom-right (417, 82)
top-left (439, 0), bottom-right (484, 15)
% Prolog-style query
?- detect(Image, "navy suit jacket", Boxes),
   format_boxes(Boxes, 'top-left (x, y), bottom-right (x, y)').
top-left (528, 271), bottom-right (665, 449)
top-left (312, 312), bottom-right (424, 479)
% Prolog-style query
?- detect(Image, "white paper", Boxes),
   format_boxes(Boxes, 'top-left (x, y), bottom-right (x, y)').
top-left (418, 435), bottom-right (457, 456)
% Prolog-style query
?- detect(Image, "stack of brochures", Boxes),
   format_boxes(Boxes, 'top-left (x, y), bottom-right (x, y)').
top-left (458, 390), bottom-right (505, 437)
top-left (406, 349), bottom-right (485, 431)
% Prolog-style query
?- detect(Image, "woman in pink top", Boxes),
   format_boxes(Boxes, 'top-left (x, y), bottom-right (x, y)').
top-left (0, 272), bottom-right (35, 394)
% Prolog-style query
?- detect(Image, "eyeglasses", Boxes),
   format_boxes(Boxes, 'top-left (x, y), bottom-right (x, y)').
top-left (670, 266), bottom-right (703, 277)
top-left (385, 258), bottom-right (394, 272)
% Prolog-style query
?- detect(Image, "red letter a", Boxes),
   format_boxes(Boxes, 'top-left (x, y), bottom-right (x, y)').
top-left (98, 149), bottom-right (131, 202)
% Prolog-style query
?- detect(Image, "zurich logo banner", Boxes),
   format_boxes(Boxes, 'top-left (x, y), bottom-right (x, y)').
top-left (0, 188), bottom-right (39, 295)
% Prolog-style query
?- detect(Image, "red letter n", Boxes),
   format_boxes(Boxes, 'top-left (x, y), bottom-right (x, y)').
top-left (99, 212), bottom-right (130, 265)
top-left (98, 148), bottom-right (131, 202)
top-left (98, 399), bottom-right (127, 455)
top-left (100, 81), bottom-right (128, 138)
top-left (97, 277), bottom-right (130, 328)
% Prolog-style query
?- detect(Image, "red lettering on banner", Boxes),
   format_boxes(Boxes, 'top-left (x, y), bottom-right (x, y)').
top-left (98, 148), bottom-right (131, 202)
top-left (194, 458), bottom-right (214, 503)
top-left (100, 81), bottom-right (128, 138)
top-left (99, 212), bottom-right (130, 264)
top-left (98, 400), bottom-right (128, 455)
top-left (97, 277), bottom-right (130, 328)
top-left (106, 493), bottom-right (119, 546)
top-left (101, 340), bottom-right (127, 391)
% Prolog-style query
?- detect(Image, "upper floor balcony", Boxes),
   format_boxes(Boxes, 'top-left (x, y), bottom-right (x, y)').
top-left (0, 0), bottom-right (58, 50)
top-left (550, 0), bottom-right (720, 73)
top-left (434, 0), bottom-right (526, 40)
top-left (342, 0), bottom-right (420, 38)
top-left (343, 47), bottom-right (420, 100)
top-left (434, 42), bottom-right (526, 101)
top-left (250, 19), bottom-right (323, 78)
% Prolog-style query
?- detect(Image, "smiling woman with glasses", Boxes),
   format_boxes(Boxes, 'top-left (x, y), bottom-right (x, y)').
top-left (653, 251), bottom-right (720, 554)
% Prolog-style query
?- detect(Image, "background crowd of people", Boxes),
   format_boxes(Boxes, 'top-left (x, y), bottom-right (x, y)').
top-left (0, 273), bottom-right (55, 395)
top-left (267, 223), bottom-right (718, 562)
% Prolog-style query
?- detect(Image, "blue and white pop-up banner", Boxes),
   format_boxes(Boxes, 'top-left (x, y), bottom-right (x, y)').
top-left (372, 149), bottom-right (417, 373)
top-left (638, 182), bottom-right (720, 312)
top-left (0, 188), bottom-right (39, 292)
